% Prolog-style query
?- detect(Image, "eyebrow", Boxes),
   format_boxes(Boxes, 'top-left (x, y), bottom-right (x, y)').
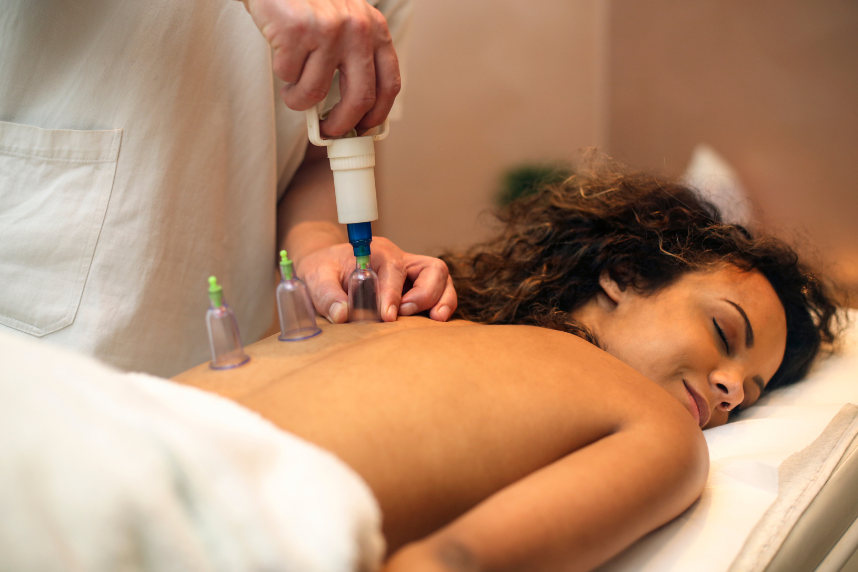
top-left (723, 299), bottom-right (755, 349)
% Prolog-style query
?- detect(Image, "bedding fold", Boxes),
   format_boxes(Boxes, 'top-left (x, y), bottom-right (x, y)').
top-left (728, 404), bottom-right (858, 572)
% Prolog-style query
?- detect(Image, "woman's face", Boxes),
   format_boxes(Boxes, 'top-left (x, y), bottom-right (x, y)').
top-left (574, 265), bottom-right (787, 429)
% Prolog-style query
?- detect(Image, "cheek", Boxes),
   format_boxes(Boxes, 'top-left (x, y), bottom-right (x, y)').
top-left (613, 328), bottom-right (703, 382)
top-left (604, 300), bottom-right (713, 382)
top-left (605, 308), bottom-right (666, 366)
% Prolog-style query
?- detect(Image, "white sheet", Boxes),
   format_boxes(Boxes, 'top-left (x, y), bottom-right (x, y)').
top-left (729, 404), bottom-right (858, 571)
top-left (0, 333), bottom-right (385, 572)
top-left (598, 310), bottom-right (858, 572)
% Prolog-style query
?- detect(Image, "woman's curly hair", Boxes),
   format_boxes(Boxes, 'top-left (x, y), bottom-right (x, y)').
top-left (440, 166), bottom-right (840, 391)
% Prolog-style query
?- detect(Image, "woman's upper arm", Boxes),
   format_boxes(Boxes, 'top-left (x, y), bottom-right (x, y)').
top-left (385, 412), bottom-right (708, 572)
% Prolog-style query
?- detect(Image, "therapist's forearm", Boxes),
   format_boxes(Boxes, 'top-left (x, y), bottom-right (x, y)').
top-left (277, 143), bottom-right (347, 265)
top-left (283, 221), bottom-right (345, 265)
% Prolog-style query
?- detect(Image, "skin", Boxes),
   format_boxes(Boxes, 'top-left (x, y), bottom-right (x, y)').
top-left (174, 265), bottom-right (787, 570)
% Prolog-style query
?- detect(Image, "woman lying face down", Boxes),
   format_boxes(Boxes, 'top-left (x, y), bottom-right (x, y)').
top-left (175, 167), bottom-right (838, 572)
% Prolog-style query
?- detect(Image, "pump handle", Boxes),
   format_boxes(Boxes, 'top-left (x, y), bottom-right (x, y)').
top-left (306, 104), bottom-right (389, 147)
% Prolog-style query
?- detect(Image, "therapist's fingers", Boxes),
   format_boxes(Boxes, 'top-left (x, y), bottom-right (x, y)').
top-left (399, 256), bottom-right (457, 321)
top-left (319, 20), bottom-right (377, 136)
top-left (326, 3), bottom-right (399, 135)
top-left (268, 18), bottom-right (313, 84)
top-left (320, 3), bottom-right (380, 137)
top-left (271, 40), bottom-right (312, 84)
top-left (375, 251), bottom-right (407, 323)
top-left (297, 252), bottom-right (350, 324)
top-left (280, 48), bottom-right (339, 112)
top-left (428, 276), bottom-right (458, 322)
top-left (309, 271), bottom-right (350, 324)
top-left (354, 41), bottom-right (401, 133)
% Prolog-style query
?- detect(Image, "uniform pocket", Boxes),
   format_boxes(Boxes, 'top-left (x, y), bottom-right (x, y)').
top-left (0, 121), bottom-right (122, 336)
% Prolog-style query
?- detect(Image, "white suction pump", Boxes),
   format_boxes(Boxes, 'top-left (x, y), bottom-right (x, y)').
top-left (306, 105), bottom-right (389, 323)
top-left (305, 103), bottom-right (389, 227)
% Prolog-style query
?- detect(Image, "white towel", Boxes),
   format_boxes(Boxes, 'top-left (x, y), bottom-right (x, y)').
top-left (0, 332), bottom-right (385, 572)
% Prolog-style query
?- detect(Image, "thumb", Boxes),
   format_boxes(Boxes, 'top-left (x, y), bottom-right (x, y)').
top-left (305, 268), bottom-right (350, 324)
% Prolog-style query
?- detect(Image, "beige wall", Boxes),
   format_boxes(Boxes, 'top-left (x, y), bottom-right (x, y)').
top-left (608, 0), bottom-right (858, 298)
top-left (376, 0), bottom-right (607, 255)
top-left (376, 0), bottom-right (858, 299)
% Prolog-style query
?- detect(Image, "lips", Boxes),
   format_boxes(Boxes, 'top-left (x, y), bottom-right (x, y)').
top-left (683, 380), bottom-right (711, 428)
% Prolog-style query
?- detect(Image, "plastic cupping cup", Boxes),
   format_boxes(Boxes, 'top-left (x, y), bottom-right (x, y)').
top-left (347, 264), bottom-right (382, 323)
top-left (276, 279), bottom-right (322, 341)
top-left (206, 277), bottom-right (250, 370)
top-left (276, 251), bottom-right (322, 341)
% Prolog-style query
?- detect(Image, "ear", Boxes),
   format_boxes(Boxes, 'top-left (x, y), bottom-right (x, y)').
top-left (599, 270), bottom-right (629, 305)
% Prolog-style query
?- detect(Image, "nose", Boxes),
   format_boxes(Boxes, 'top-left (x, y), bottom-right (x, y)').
top-left (710, 367), bottom-right (745, 412)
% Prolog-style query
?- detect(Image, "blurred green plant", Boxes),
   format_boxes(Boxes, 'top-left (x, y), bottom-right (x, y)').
top-left (497, 163), bottom-right (571, 207)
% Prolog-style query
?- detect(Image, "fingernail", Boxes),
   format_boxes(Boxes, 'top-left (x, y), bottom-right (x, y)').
top-left (387, 305), bottom-right (398, 321)
top-left (328, 302), bottom-right (347, 323)
top-left (400, 302), bottom-right (418, 316)
top-left (437, 305), bottom-right (450, 321)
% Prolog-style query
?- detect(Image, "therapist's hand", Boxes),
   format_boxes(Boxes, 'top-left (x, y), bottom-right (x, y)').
top-left (295, 237), bottom-right (457, 324)
top-left (243, 0), bottom-right (401, 137)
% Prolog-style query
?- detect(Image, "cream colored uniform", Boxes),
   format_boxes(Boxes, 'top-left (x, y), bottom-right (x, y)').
top-left (0, 0), bottom-right (411, 376)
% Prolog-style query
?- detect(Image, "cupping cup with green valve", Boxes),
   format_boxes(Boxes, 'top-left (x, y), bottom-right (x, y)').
top-left (276, 250), bottom-right (322, 340)
top-left (205, 276), bottom-right (250, 369)
top-left (347, 254), bottom-right (382, 323)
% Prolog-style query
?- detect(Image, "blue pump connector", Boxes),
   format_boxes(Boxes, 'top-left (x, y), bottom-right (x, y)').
top-left (347, 222), bottom-right (373, 257)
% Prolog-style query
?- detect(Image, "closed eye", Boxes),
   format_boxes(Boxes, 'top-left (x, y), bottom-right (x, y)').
top-left (713, 318), bottom-right (731, 354)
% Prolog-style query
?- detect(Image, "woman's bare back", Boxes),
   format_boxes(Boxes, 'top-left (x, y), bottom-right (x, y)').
top-left (174, 318), bottom-right (708, 569)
